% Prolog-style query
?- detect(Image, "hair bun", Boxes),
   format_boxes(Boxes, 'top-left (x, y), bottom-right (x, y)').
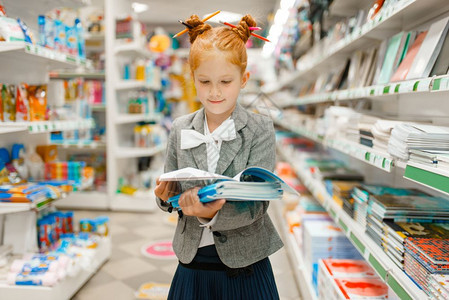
top-left (233, 14), bottom-right (257, 43)
top-left (184, 15), bottom-right (212, 44)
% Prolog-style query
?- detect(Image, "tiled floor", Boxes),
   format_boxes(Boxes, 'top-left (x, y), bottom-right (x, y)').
top-left (71, 204), bottom-right (301, 300)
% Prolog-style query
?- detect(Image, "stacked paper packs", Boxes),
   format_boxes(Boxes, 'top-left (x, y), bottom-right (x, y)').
top-left (404, 238), bottom-right (449, 296)
top-left (371, 120), bottom-right (403, 152)
top-left (429, 274), bottom-right (449, 299)
top-left (388, 123), bottom-right (449, 160)
top-left (318, 259), bottom-right (388, 300)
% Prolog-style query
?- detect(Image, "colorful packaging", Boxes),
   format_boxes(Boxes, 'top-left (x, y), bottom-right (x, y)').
top-left (54, 19), bottom-right (66, 52)
top-left (2, 84), bottom-right (16, 122)
top-left (16, 18), bottom-right (33, 44)
top-left (66, 25), bottom-right (77, 55)
top-left (43, 16), bottom-right (55, 49)
top-left (28, 85), bottom-right (47, 121)
top-left (15, 84), bottom-right (29, 121)
top-left (74, 18), bottom-right (85, 59)
top-left (7, 271), bottom-right (58, 286)
top-left (0, 17), bottom-right (25, 42)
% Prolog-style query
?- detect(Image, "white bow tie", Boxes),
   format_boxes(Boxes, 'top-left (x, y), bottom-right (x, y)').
top-left (180, 119), bottom-right (237, 150)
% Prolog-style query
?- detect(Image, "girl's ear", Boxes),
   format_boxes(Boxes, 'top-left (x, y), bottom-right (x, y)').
top-left (241, 71), bottom-right (250, 88)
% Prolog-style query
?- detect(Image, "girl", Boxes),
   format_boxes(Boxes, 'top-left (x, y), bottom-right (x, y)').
top-left (154, 14), bottom-right (283, 300)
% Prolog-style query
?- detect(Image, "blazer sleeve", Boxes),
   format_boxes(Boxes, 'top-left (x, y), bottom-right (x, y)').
top-left (211, 117), bottom-right (276, 231)
top-left (156, 119), bottom-right (179, 212)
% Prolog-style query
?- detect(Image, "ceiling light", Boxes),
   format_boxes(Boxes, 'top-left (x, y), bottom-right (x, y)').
top-left (132, 2), bottom-right (149, 13)
top-left (204, 11), bottom-right (243, 24)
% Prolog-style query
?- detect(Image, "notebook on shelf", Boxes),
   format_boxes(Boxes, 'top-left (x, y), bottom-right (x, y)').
top-left (391, 31), bottom-right (427, 82)
top-left (406, 16), bottom-right (449, 80)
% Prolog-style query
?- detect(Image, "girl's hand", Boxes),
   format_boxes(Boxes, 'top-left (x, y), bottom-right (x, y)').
top-left (154, 179), bottom-right (179, 201)
top-left (179, 187), bottom-right (226, 218)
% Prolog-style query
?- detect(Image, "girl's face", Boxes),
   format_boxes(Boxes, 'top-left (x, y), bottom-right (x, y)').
top-left (193, 51), bottom-right (249, 120)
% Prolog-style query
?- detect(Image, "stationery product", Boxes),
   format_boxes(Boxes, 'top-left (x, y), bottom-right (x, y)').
top-left (220, 21), bottom-right (270, 42)
top-left (406, 16), bottom-right (449, 79)
top-left (377, 32), bottom-right (405, 84)
top-left (173, 10), bottom-right (221, 38)
top-left (430, 25), bottom-right (449, 76)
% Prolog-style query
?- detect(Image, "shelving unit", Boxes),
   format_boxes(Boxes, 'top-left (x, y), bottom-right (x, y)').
top-left (277, 145), bottom-right (427, 300)
top-left (273, 201), bottom-right (318, 300)
top-left (1, 119), bottom-right (96, 134)
top-left (105, 0), bottom-right (164, 213)
top-left (279, 75), bottom-right (448, 107)
top-left (263, 0), bottom-right (449, 94)
top-left (114, 143), bottom-right (166, 159)
top-left (0, 238), bottom-right (111, 300)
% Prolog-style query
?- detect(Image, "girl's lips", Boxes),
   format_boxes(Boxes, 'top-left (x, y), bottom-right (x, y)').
top-left (208, 100), bottom-right (225, 104)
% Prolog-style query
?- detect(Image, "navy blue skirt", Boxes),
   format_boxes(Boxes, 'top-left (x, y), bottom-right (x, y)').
top-left (168, 245), bottom-right (280, 300)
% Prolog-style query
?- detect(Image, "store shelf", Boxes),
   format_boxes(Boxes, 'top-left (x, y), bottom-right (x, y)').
top-left (51, 140), bottom-right (106, 150)
top-left (49, 71), bottom-right (105, 80)
top-left (404, 162), bottom-right (449, 196)
top-left (111, 193), bottom-right (156, 212)
top-left (114, 144), bottom-right (166, 159)
top-left (0, 126), bottom-right (28, 135)
top-left (0, 42), bottom-right (90, 70)
top-left (115, 80), bottom-right (159, 91)
top-left (0, 237), bottom-right (111, 300)
top-left (0, 119), bottom-right (95, 134)
top-left (55, 191), bottom-right (109, 210)
top-left (281, 76), bottom-right (443, 107)
top-left (262, 0), bottom-right (449, 94)
top-left (274, 119), bottom-right (395, 172)
top-left (329, 0), bottom-right (372, 17)
top-left (115, 113), bottom-right (162, 124)
top-left (277, 145), bottom-right (428, 300)
top-left (0, 197), bottom-right (62, 215)
top-left (273, 202), bottom-right (318, 300)
top-left (114, 42), bottom-right (153, 58)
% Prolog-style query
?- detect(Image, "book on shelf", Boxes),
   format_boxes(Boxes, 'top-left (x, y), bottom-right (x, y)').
top-left (372, 39), bottom-right (389, 85)
top-left (430, 24), bottom-right (449, 76)
top-left (390, 31), bottom-right (427, 82)
top-left (359, 47), bottom-right (378, 87)
top-left (406, 16), bottom-right (449, 80)
top-left (159, 167), bottom-right (299, 207)
top-left (377, 31), bottom-right (406, 84)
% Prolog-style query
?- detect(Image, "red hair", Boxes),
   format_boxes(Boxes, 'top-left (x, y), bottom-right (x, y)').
top-left (184, 14), bottom-right (257, 75)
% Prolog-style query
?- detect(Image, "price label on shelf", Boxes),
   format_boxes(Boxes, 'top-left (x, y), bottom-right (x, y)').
top-left (431, 76), bottom-right (449, 91)
top-left (414, 78), bottom-right (432, 92)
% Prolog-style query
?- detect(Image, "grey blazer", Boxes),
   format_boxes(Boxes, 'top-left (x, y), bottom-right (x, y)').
top-left (156, 103), bottom-right (284, 268)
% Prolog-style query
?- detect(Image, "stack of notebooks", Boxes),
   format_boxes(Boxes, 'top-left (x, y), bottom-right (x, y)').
top-left (371, 120), bottom-right (403, 153)
top-left (303, 220), bottom-right (363, 291)
top-left (429, 274), bottom-right (449, 299)
top-left (358, 115), bottom-right (380, 148)
top-left (409, 149), bottom-right (449, 168)
top-left (318, 259), bottom-right (389, 300)
top-left (326, 180), bottom-right (361, 212)
top-left (365, 190), bottom-right (449, 269)
top-left (351, 185), bottom-right (420, 231)
top-left (404, 238), bottom-right (449, 296)
top-left (307, 158), bottom-right (364, 182)
top-left (159, 167), bottom-right (299, 208)
top-left (388, 123), bottom-right (449, 160)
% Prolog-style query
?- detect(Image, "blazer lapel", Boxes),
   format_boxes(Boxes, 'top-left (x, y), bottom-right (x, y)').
top-left (189, 108), bottom-right (208, 172)
top-left (215, 104), bottom-right (248, 175)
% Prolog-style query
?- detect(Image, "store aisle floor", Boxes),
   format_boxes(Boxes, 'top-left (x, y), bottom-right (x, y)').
top-left (71, 204), bottom-right (301, 300)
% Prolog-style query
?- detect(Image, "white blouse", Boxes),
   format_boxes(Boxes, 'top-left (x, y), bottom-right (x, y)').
top-left (197, 115), bottom-right (230, 248)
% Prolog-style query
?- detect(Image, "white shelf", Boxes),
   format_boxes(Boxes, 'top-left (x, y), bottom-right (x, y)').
top-left (277, 145), bottom-right (428, 300)
top-left (263, 0), bottom-right (449, 94)
top-left (329, 0), bottom-right (372, 17)
top-left (0, 126), bottom-right (28, 135)
top-left (115, 80), bottom-right (159, 91)
top-left (110, 193), bottom-right (157, 212)
top-left (114, 144), bottom-right (166, 159)
top-left (0, 237), bottom-right (111, 300)
top-left (281, 75), bottom-right (447, 106)
top-left (114, 42), bottom-right (153, 58)
top-left (0, 42), bottom-right (90, 70)
top-left (51, 140), bottom-right (106, 150)
top-left (55, 191), bottom-right (109, 210)
top-left (273, 201), bottom-right (318, 300)
top-left (115, 113), bottom-right (162, 124)
top-left (49, 71), bottom-right (105, 80)
top-left (0, 119), bottom-right (95, 134)
top-left (274, 119), bottom-right (395, 172)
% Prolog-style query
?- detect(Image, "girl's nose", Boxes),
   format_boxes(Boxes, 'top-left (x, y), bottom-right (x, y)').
top-left (209, 85), bottom-right (222, 99)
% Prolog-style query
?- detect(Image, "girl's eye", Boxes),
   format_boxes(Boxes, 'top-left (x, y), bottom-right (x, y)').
top-left (200, 80), bottom-right (209, 84)
top-left (221, 81), bottom-right (231, 84)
